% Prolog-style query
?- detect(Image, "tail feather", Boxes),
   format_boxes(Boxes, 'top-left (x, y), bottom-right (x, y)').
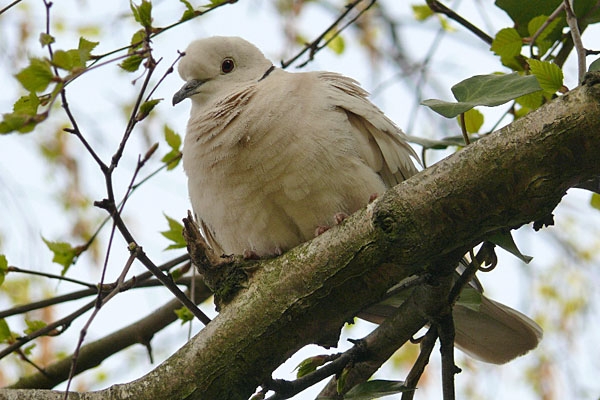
top-left (359, 294), bottom-right (542, 364)
top-left (453, 296), bottom-right (542, 364)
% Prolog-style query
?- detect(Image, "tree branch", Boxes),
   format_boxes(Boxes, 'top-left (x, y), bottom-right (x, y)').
top-left (1, 74), bottom-right (599, 400)
top-left (8, 280), bottom-right (211, 390)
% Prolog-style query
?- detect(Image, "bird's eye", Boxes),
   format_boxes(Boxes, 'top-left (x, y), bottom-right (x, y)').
top-left (221, 58), bottom-right (235, 73)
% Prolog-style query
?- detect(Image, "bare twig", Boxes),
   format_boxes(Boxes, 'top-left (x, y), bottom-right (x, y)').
top-left (264, 343), bottom-right (367, 400)
top-left (280, 0), bottom-right (376, 68)
top-left (0, 299), bottom-right (97, 360)
top-left (0, 272), bottom-right (191, 320)
top-left (7, 266), bottom-right (96, 289)
top-left (401, 328), bottom-right (437, 400)
top-left (529, 3), bottom-right (565, 58)
top-left (426, 0), bottom-right (493, 45)
top-left (564, 0), bottom-right (587, 83)
top-left (0, 0), bottom-right (22, 15)
top-left (144, 52), bottom-right (186, 101)
top-left (80, 25), bottom-right (210, 325)
top-left (8, 279), bottom-right (212, 390)
top-left (89, 0), bottom-right (238, 64)
top-left (131, 152), bottom-right (182, 191)
top-left (95, 197), bottom-right (211, 324)
top-left (437, 314), bottom-right (458, 400)
top-left (458, 112), bottom-right (470, 145)
top-left (63, 249), bottom-right (139, 397)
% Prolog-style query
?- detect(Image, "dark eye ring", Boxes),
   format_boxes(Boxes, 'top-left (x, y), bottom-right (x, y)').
top-left (221, 58), bottom-right (235, 73)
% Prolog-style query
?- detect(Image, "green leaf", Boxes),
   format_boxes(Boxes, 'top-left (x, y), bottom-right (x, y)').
top-left (449, 73), bottom-right (540, 105)
top-left (1, 114), bottom-right (27, 134)
top-left (23, 344), bottom-right (36, 356)
top-left (344, 380), bottom-right (411, 399)
top-left (589, 57), bottom-right (600, 72)
top-left (53, 37), bottom-right (100, 71)
top-left (42, 237), bottom-right (84, 274)
top-left (161, 150), bottom-right (182, 170)
top-left (16, 58), bottom-right (54, 92)
top-left (295, 355), bottom-right (326, 378)
top-left (496, 0), bottom-right (563, 37)
top-left (591, 193), bottom-right (600, 210)
top-left (162, 125), bottom-right (182, 170)
top-left (130, 29), bottom-right (146, 52)
top-left (174, 306), bottom-right (194, 324)
top-left (412, 4), bottom-right (434, 21)
top-left (515, 90), bottom-right (544, 111)
top-left (13, 93), bottom-right (40, 116)
top-left (39, 33), bottom-right (55, 47)
top-left (422, 73), bottom-right (542, 118)
top-left (458, 108), bottom-right (484, 134)
top-left (456, 286), bottom-right (482, 311)
top-left (52, 50), bottom-right (77, 70)
top-left (77, 37), bottom-right (99, 65)
top-left (0, 319), bottom-right (13, 343)
top-left (528, 15), bottom-right (561, 57)
top-left (136, 98), bottom-right (161, 121)
top-left (491, 27), bottom-right (522, 59)
top-left (337, 366), bottom-right (349, 394)
top-left (0, 255), bottom-right (8, 287)
top-left (208, 0), bottom-right (228, 6)
top-left (491, 27), bottom-right (526, 70)
top-left (438, 16), bottom-right (457, 32)
top-left (0, 105), bottom-right (44, 134)
top-left (119, 54), bottom-right (144, 72)
top-left (24, 319), bottom-right (47, 335)
top-left (164, 125), bottom-right (181, 151)
top-left (325, 33), bottom-right (345, 55)
top-left (179, 0), bottom-right (196, 21)
top-left (405, 134), bottom-right (467, 150)
top-left (130, 0), bottom-right (153, 28)
top-left (170, 267), bottom-right (183, 281)
top-left (487, 231), bottom-right (533, 263)
top-left (160, 214), bottom-right (186, 250)
top-left (527, 59), bottom-right (563, 93)
top-left (421, 99), bottom-right (473, 119)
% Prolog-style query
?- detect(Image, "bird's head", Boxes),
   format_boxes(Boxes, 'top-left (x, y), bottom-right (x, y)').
top-left (172, 36), bottom-right (274, 106)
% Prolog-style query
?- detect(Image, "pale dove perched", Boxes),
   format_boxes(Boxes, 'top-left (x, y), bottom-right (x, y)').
top-left (173, 36), bottom-right (542, 364)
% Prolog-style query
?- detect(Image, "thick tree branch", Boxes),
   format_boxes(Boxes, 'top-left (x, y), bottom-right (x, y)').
top-left (1, 74), bottom-right (599, 400)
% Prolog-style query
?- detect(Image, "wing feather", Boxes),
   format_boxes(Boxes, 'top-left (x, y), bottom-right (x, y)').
top-left (319, 72), bottom-right (420, 187)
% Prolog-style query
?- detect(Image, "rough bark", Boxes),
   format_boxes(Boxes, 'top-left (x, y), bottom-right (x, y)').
top-left (1, 73), bottom-right (599, 400)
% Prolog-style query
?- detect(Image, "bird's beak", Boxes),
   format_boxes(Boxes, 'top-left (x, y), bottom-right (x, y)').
top-left (172, 79), bottom-right (205, 105)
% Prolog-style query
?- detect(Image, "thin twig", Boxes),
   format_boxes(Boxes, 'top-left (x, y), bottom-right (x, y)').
top-left (63, 249), bottom-right (139, 397)
top-left (458, 112), bottom-right (470, 145)
top-left (109, 33), bottom-right (156, 171)
top-left (564, 0), bottom-right (587, 83)
top-left (529, 3), bottom-right (565, 58)
top-left (144, 52), bottom-right (185, 101)
top-left (8, 279), bottom-right (211, 390)
top-left (280, 0), bottom-right (376, 68)
top-left (426, 0), bottom-right (493, 45)
top-left (94, 199), bottom-right (210, 325)
top-left (0, 299), bottom-right (96, 360)
top-left (131, 152), bottom-right (182, 191)
top-left (401, 327), bottom-right (438, 400)
top-left (0, 0), bottom-right (22, 15)
top-left (264, 341), bottom-right (367, 400)
top-left (7, 266), bottom-right (96, 289)
top-left (89, 0), bottom-right (238, 65)
top-left (0, 255), bottom-right (189, 320)
top-left (437, 314), bottom-right (458, 400)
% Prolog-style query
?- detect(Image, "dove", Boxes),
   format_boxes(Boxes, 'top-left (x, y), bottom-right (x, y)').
top-left (173, 36), bottom-right (542, 364)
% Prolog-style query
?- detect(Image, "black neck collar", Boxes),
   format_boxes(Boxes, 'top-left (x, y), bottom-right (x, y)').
top-left (259, 65), bottom-right (275, 82)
